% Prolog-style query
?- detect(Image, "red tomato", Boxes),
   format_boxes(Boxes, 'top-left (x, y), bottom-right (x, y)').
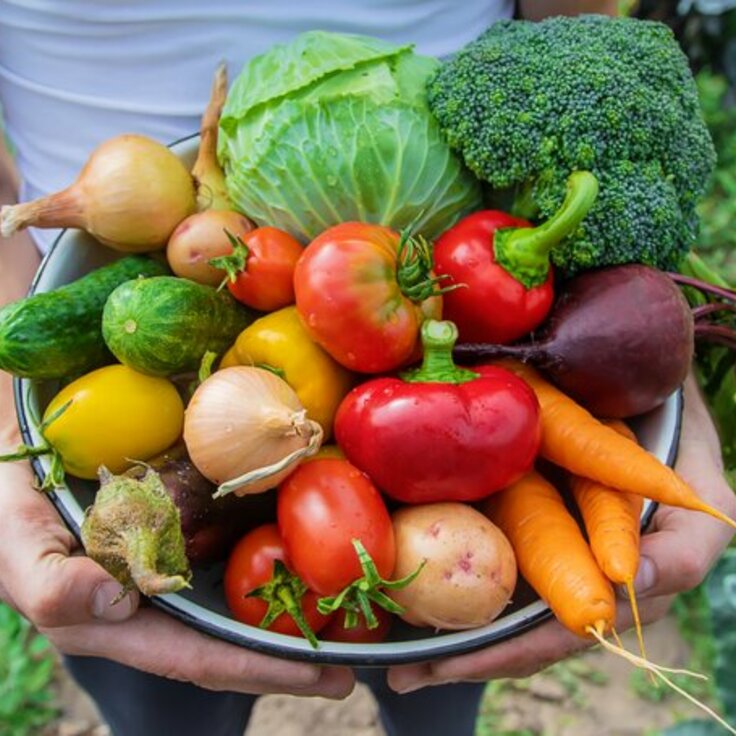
top-left (335, 322), bottom-right (541, 504)
top-left (223, 524), bottom-right (330, 639)
top-left (434, 211), bottom-right (554, 344)
top-left (293, 222), bottom-right (441, 374)
top-left (218, 226), bottom-right (303, 312)
top-left (277, 458), bottom-right (395, 596)
top-left (320, 605), bottom-right (393, 644)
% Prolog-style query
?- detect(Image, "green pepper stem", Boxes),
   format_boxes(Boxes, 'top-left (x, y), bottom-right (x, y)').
top-left (400, 321), bottom-right (479, 385)
top-left (495, 170), bottom-right (599, 289)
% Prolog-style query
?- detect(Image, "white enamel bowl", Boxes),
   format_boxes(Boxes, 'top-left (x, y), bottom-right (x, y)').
top-left (13, 134), bottom-right (682, 665)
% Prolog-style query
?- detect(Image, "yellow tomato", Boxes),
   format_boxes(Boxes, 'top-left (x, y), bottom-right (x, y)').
top-left (222, 307), bottom-right (353, 439)
top-left (43, 364), bottom-right (184, 479)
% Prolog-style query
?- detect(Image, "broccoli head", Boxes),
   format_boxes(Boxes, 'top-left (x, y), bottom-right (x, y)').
top-left (427, 15), bottom-right (716, 275)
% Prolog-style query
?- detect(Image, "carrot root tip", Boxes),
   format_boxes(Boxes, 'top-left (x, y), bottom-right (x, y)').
top-left (586, 626), bottom-right (734, 735)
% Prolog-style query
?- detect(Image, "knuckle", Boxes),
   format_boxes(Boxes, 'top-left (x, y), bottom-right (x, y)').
top-left (157, 663), bottom-right (191, 685)
top-left (23, 584), bottom-right (67, 628)
top-left (673, 552), bottom-right (709, 593)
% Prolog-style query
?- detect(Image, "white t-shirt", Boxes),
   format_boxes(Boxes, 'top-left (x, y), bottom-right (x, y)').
top-left (0, 0), bottom-right (514, 251)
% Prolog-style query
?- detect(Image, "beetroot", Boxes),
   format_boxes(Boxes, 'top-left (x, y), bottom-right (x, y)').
top-left (128, 446), bottom-right (275, 564)
top-left (454, 265), bottom-right (694, 418)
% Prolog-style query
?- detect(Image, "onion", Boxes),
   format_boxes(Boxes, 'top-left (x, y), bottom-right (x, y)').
top-left (184, 366), bottom-right (323, 497)
top-left (0, 134), bottom-right (196, 252)
top-left (166, 65), bottom-right (254, 285)
top-left (192, 63), bottom-right (232, 212)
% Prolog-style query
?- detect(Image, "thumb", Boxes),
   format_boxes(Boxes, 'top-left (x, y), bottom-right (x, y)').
top-left (10, 549), bottom-right (139, 628)
top-left (625, 374), bottom-right (736, 602)
top-left (630, 504), bottom-right (734, 602)
top-left (0, 469), bottom-right (139, 627)
top-left (30, 553), bottom-right (140, 626)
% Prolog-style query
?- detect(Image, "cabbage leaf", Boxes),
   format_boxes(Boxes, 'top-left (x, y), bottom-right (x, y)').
top-left (218, 31), bottom-right (482, 242)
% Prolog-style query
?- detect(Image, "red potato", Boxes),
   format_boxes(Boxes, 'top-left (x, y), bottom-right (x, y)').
top-left (389, 503), bottom-right (517, 630)
top-left (166, 210), bottom-right (253, 285)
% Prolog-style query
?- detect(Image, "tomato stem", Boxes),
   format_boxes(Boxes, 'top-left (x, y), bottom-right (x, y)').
top-left (316, 540), bottom-right (425, 628)
top-left (209, 229), bottom-right (251, 286)
top-left (248, 560), bottom-right (320, 649)
top-left (396, 230), bottom-right (459, 302)
top-left (401, 321), bottom-right (479, 385)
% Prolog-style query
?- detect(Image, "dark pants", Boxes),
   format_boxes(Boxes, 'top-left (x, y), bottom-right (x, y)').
top-left (64, 655), bottom-right (484, 736)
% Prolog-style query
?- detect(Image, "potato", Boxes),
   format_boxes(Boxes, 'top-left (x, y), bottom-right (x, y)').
top-left (390, 502), bottom-right (517, 630)
top-left (166, 210), bottom-right (253, 285)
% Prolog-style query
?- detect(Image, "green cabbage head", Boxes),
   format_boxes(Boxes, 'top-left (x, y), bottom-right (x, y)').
top-left (218, 31), bottom-right (482, 242)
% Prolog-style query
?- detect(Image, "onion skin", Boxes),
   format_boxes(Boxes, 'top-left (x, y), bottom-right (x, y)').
top-left (389, 503), bottom-right (517, 630)
top-left (192, 63), bottom-right (232, 212)
top-left (183, 366), bottom-right (321, 496)
top-left (0, 134), bottom-right (196, 252)
top-left (166, 210), bottom-right (254, 286)
top-left (455, 265), bottom-right (694, 418)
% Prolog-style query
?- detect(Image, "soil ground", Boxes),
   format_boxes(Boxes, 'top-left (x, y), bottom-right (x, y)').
top-left (42, 615), bottom-right (705, 736)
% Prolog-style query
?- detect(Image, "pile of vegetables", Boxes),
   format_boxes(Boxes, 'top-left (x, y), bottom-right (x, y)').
top-left (427, 15), bottom-right (717, 275)
top-left (1, 20), bottom-right (736, 732)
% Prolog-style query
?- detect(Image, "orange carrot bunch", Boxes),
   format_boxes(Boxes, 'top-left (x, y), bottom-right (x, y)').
top-left (481, 362), bottom-right (736, 734)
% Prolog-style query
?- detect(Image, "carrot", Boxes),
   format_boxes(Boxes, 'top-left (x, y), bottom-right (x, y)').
top-left (484, 470), bottom-right (615, 639)
top-left (500, 360), bottom-right (736, 530)
top-left (570, 419), bottom-right (645, 658)
top-left (485, 470), bottom-right (736, 734)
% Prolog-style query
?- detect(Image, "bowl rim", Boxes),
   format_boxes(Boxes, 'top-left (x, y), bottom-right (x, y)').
top-left (12, 131), bottom-right (682, 665)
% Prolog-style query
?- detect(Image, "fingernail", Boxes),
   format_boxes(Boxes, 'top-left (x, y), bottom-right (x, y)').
top-left (395, 681), bottom-right (428, 694)
top-left (92, 582), bottom-right (135, 621)
top-left (633, 556), bottom-right (657, 596)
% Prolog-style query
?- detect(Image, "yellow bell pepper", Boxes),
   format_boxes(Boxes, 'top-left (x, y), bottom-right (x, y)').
top-left (307, 444), bottom-right (346, 462)
top-left (221, 306), bottom-right (353, 438)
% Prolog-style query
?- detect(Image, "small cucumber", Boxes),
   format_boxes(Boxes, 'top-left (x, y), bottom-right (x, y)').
top-left (102, 276), bottom-right (255, 376)
top-left (0, 256), bottom-right (169, 379)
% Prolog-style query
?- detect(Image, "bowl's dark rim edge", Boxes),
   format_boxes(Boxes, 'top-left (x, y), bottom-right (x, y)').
top-left (12, 129), bottom-right (680, 665)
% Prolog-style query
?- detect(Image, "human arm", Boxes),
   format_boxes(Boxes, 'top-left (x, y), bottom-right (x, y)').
top-left (388, 374), bottom-right (736, 691)
top-left (0, 136), bottom-right (353, 698)
top-left (519, 0), bottom-right (619, 20)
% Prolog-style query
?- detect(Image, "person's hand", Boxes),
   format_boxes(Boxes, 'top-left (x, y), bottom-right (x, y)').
top-left (387, 374), bottom-right (736, 693)
top-left (0, 433), bottom-right (354, 698)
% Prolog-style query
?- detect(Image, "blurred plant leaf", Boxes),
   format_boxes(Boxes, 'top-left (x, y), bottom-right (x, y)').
top-left (664, 721), bottom-right (730, 735)
top-left (705, 549), bottom-right (736, 720)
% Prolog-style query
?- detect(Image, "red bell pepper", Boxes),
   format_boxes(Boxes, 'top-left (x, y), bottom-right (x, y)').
top-left (434, 171), bottom-right (599, 345)
top-left (334, 320), bottom-right (541, 504)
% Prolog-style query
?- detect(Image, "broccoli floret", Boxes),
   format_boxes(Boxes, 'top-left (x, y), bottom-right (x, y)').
top-left (427, 15), bottom-right (716, 275)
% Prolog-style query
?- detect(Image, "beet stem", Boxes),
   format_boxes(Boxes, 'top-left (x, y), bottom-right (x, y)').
top-left (694, 323), bottom-right (736, 349)
top-left (693, 302), bottom-right (736, 321)
top-left (453, 342), bottom-right (544, 364)
top-left (668, 273), bottom-right (736, 303)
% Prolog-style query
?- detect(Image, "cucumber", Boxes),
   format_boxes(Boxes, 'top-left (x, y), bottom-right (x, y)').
top-left (102, 276), bottom-right (255, 376)
top-left (0, 256), bottom-right (169, 379)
